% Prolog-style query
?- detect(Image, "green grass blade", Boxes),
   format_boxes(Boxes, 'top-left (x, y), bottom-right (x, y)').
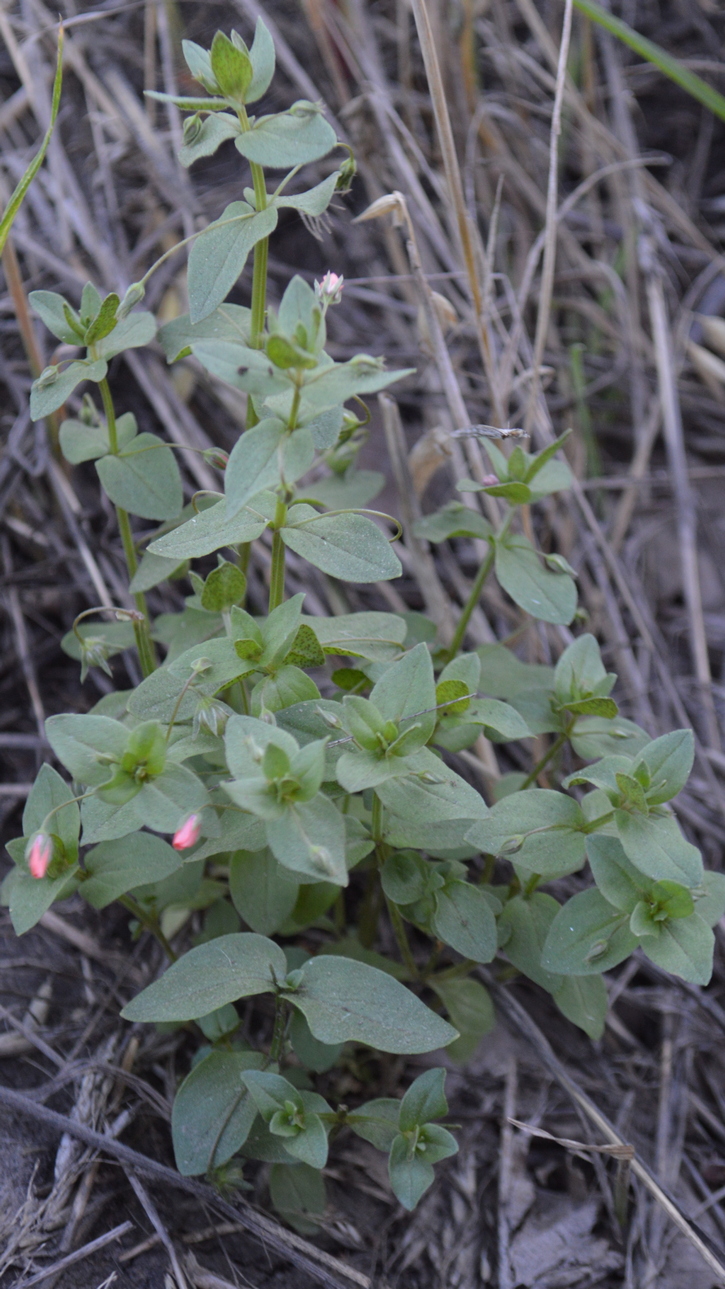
top-left (573, 0), bottom-right (725, 123)
top-left (0, 25), bottom-right (64, 256)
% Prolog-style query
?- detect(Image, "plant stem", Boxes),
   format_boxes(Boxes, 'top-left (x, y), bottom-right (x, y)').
top-left (238, 104), bottom-right (269, 427)
top-left (446, 543), bottom-right (495, 661)
top-left (520, 727), bottom-right (569, 789)
top-left (268, 498), bottom-right (288, 612)
top-left (383, 893), bottom-right (418, 979)
top-left (445, 508), bottom-right (514, 661)
top-left (99, 378), bottom-right (157, 677)
top-left (119, 895), bottom-right (176, 961)
top-left (371, 791), bottom-right (384, 843)
top-left (269, 994), bottom-right (288, 1064)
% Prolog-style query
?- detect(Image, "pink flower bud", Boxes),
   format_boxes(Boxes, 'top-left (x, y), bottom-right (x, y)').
top-left (482, 474), bottom-right (499, 487)
top-left (315, 271), bottom-right (344, 306)
top-left (172, 814), bottom-right (202, 851)
top-left (202, 447), bottom-right (229, 471)
top-left (27, 834), bottom-right (52, 879)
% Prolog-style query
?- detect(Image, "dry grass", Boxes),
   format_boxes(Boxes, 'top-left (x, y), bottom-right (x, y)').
top-left (1, 0), bottom-right (725, 1285)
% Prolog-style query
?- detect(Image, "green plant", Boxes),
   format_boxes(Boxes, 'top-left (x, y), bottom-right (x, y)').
top-left (7, 17), bottom-right (724, 1232)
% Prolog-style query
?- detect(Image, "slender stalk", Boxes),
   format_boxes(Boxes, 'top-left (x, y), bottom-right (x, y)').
top-left (268, 497), bottom-right (288, 612)
top-left (384, 892), bottom-right (418, 979)
top-left (119, 895), bottom-right (177, 961)
top-left (268, 995), bottom-right (288, 1064)
top-left (238, 105), bottom-right (270, 428)
top-left (99, 379), bottom-right (157, 677)
top-left (520, 728), bottom-right (569, 790)
top-left (446, 543), bottom-right (495, 661)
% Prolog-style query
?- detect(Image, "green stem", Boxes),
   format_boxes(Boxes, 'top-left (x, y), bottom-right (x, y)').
top-left (119, 894), bottom-right (177, 961)
top-left (446, 508), bottom-right (516, 660)
top-left (520, 727), bottom-right (570, 789)
top-left (582, 809), bottom-right (615, 835)
top-left (99, 378), bottom-right (157, 677)
top-left (446, 544), bottom-right (495, 660)
top-left (268, 497), bottom-right (288, 612)
top-left (371, 792), bottom-right (384, 843)
top-left (269, 994), bottom-right (288, 1064)
top-left (238, 105), bottom-right (269, 428)
top-left (384, 893), bottom-right (418, 979)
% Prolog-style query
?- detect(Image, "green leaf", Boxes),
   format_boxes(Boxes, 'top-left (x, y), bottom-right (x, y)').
top-left (266, 795), bottom-right (347, 885)
top-left (282, 508), bottom-right (402, 582)
top-left (30, 358), bottom-right (108, 421)
top-left (477, 643), bottom-right (554, 700)
top-left (83, 833), bottom-right (181, 907)
top-left (465, 790), bottom-right (586, 878)
top-left (4, 866), bottom-right (79, 936)
top-left (433, 881), bottom-right (497, 963)
top-left (0, 23), bottom-right (62, 257)
top-left (188, 202), bottom-right (278, 323)
top-left (210, 30), bottom-right (253, 101)
top-left (149, 496), bottom-right (271, 561)
top-left (570, 715), bottom-right (651, 761)
top-left (371, 643), bottom-right (436, 738)
top-left (172, 1049), bottom-right (264, 1175)
top-left (246, 18), bottom-right (276, 102)
top-left (229, 848), bottom-right (299, 934)
top-left (553, 974), bottom-right (608, 1040)
top-left (381, 851), bottom-right (427, 905)
top-left (640, 912), bottom-right (714, 985)
top-left (129, 550), bottom-right (187, 595)
top-left (268, 1163), bottom-right (326, 1236)
top-left (348, 1099), bottom-right (401, 1150)
top-left (586, 834), bottom-right (648, 912)
top-left (495, 534), bottom-right (577, 624)
top-left (413, 502), bottom-right (493, 544)
top-left (430, 977), bottom-right (495, 1063)
top-left (541, 887), bottom-right (637, 975)
top-left (499, 892), bottom-right (562, 991)
top-left (614, 811), bottom-right (703, 886)
top-left (23, 764), bottom-right (79, 853)
top-left (388, 1135), bottom-right (435, 1210)
top-left (121, 932), bottom-right (287, 1021)
top-left (289, 1009), bottom-right (342, 1073)
top-left (59, 411), bottom-right (136, 464)
top-left (286, 956), bottom-right (458, 1052)
top-left (399, 1068), bottom-right (448, 1131)
top-left (695, 871), bottom-right (725, 928)
top-left (460, 479), bottom-right (532, 503)
top-left (636, 730), bottom-right (694, 805)
top-left (179, 112), bottom-right (240, 166)
top-left (30, 290), bottom-right (82, 344)
top-left (235, 101), bottom-right (336, 168)
top-left (275, 170), bottom-right (340, 217)
top-left (130, 763), bottom-right (208, 835)
top-left (301, 611), bottom-right (406, 662)
top-left (45, 713), bottom-right (128, 786)
top-left (96, 433), bottom-right (183, 521)
top-left (554, 634), bottom-right (612, 704)
top-left (376, 749), bottom-right (489, 824)
top-left (200, 560), bottom-right (247, 612)
top-left (95, 311), bottom-right (156, 360)
top-left (159, 303), bottom-right (251, 362)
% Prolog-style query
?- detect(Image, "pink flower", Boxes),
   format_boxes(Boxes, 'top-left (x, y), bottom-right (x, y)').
top-left (27, 834), bottom-right (52, 879)
top-left (482, 474), bottom-right (499, 487)
top-left (172, 814), bottom-right (202, 851)
top-left (315, 271), bottom-right (344, 306)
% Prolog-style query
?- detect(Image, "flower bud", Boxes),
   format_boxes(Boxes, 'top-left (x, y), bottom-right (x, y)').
top-left (36, 365), bottom-right (59, 388)
top-left (116, 282), bottom-right (145, 320)
top-left (27, 834), bottom-right (52, 879)
top-left (183, 112), bottom-right (203, 144)
top-left (172, 813), bottom-right (202, 851)
top-left (481, 474), bottom-right (499, 487)
top-left (79, 635), bottom-right (113, 682)
top-left (315, 271), bottom-right (344, 307)
top-left (202, 447), bottom-right (230, 470)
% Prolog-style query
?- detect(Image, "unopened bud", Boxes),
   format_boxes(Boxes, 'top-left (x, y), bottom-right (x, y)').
top-left (36, 365), bottom-right (59, 388)
top-left (193, 695), bottom-right (231, 738)
top-left (79, 635), bottom-right (113, 682)
top-left (481, 474), bottom-right (499, 487)
top-left (116, 282), bottom-right (145, 320)
top-left (183, 112), bottom-right (203, 144)
top-left (172, 813), bottom-right (202, 851)
top-left (202, 447), bottom-right (230, 470)
top-left (315, 271), bottom-right (344, 306)
top-left (27, 834), bottom-right (52, 879)
top-left (354, 191), bottom-right (406, 227)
